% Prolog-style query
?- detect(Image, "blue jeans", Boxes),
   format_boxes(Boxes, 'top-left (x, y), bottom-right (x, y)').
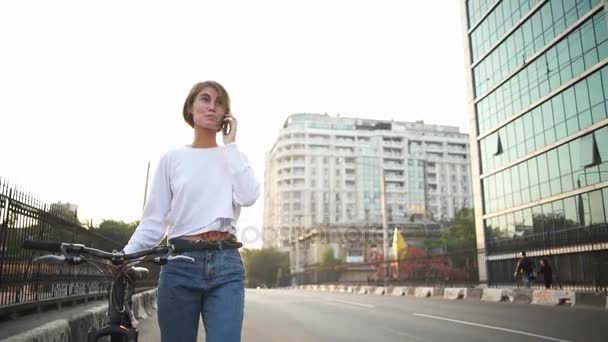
top-left (157, 247), bottom-right (245, 342)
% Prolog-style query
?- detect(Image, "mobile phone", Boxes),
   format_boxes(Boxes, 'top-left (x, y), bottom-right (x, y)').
top-left (222, 115), bottom-right (231, 135)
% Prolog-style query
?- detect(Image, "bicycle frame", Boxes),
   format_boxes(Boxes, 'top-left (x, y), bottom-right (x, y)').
top-left (88, 275), bottom-right (138, 342)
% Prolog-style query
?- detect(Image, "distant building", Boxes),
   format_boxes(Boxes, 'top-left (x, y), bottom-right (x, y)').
top-left (263, 113), bottom-right (473, 251)
top-left (49, 201), bottom-right (79, 222)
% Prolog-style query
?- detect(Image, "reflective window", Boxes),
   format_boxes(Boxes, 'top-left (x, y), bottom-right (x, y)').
top-left (589, 190), bottom-right (606, 226)
top-left (476, 11), bottom-right (608, 135)
top-left (480, 64), bottom-right (608, 174)
top-left (484, 186), bottom-right (608, 254)
top-left (483, 127), bottom-right (608, 215)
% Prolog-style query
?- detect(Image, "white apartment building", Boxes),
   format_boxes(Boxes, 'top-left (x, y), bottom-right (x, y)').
top-left (263, 113), bottom-right (472, 249)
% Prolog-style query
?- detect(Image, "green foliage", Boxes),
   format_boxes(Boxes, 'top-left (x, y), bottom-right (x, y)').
top-left (321, 247), bottom-right (341, 265)
top-left (241, 248), bottom-right (289, 288)
top-left (96, 220), bottom-right (139, 244)
top-left (423, 208), bottom-right (477, 252)
top-left (443, 208), bottom-right (476, 252)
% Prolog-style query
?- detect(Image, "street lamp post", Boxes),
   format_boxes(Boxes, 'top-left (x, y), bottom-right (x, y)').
top-left (380, 171), bottom-right (389, 287)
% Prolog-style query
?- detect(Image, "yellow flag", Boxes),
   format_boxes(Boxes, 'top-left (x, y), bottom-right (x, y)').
top-left (392, 227), bottom-right (408, 262)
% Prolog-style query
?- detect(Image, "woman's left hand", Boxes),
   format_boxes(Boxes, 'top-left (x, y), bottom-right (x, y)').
top-left (222, 113), bottom-right (237, 144)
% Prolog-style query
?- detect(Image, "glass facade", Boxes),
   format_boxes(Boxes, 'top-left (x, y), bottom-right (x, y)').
top-left (485, 187), bottom-right (608, 254)
top-left (465, 0), bottom-right (608, 287)
top-left (480, 66), bottom-right (608, 174)
top-left (474, 0), bottom-right (602, 96)
top-left (407, 160), bottom-right (426, 215)
top-left (476, 10), bottom-right (608, 135)
top-left (470, 0), bottom-right (537, 62)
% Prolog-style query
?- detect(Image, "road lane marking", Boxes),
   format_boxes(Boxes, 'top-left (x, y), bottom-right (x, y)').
top-left (327, 299), bottom-right (376, 308)
top-left (330, 299), bottom-right (376, 308)
top-left (413, 313), bottom-right (571, 342)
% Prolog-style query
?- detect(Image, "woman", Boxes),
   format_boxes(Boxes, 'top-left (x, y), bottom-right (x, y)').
top-left (123, 81), bottom-right (260, 342)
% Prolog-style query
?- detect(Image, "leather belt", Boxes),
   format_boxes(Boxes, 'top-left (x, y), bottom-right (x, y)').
top-left (181, 230), bottom-right (235, 242)
top-left (170, 238), bottom-right (243, 252)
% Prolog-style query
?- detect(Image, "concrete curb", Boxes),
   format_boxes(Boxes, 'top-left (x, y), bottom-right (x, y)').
top-left (574, 292), bottom-right (606, 309)
top-left (373, 286), bottom-right (387, 295)
top-left (0, 319), bottom-right (71, 342)
top-left (291, 285), bottom-right (607, 310)
top-left (444, 288), bottom-right (465, 300)
top-left (391, 286), bottom-right (408, 296)
top-left (0, 289), bottom-right (158, 342)
top-left (481, 288), bottom-right (508, 302)
top-left (465, 288), bottom-right (483, 300)
top-left (531, 290), bottom-right (575, 306)
top-left (415, 287), bottom-right (433, 297)
top-left (507, 288), bottom-right (533, 304)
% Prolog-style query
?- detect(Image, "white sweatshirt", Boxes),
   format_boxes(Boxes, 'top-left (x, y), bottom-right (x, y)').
top-left (123, 143), bottom-right (260, 254)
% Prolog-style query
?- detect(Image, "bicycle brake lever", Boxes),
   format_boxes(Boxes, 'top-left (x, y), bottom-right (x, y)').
top-left (34, 255), bottom-right (66, 263)
top-left (168, 255), bottom-right (195, 262)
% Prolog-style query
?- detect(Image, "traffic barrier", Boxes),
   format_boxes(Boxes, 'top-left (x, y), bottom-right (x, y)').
top-left (464, 288), bottom-right (483, 300)
top-left (336, 285), bottom-right (348, 293)
top-left (373, 286), bottom-right (387, 295)
top-left (574, 292), bottom-right (607, 309)
top-left (391, 287), bottom-right (408, 296)
top-left (507, 288), bottom-right (533, 304)
top-left (443, 288), bottom-right (465, 300)
top-left (358, 286), bottom-right (373, 294)
top-left (433, 287), bottom-right (445, 297)
top-left (347, 286), bottom-right (359, 293)
top-left (481, 288), bottom-right (507, 302)
top-left (532, 289), bottom-right (575, 306)
top-left (415, 287), bottom-right (433, 297)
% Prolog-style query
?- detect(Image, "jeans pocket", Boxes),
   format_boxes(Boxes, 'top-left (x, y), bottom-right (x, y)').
top-left (221, 249), bottom-right (245, 276)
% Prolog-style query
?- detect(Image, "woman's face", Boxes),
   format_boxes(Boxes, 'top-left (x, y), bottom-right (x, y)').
top-left (190, 86), bottom-right (227, 131)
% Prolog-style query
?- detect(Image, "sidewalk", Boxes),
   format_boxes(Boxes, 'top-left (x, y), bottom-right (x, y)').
top-left (0, 290), bottom-right (157, 342)
top-left (0, 299), bottom-right (108, 340)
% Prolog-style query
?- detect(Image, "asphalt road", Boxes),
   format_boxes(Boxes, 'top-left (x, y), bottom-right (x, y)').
top-left (138, 288), bottom-right (608, 342)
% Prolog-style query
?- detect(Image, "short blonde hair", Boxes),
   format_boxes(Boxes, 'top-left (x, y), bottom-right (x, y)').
top-left (182, 81), bottom-right (231, 127)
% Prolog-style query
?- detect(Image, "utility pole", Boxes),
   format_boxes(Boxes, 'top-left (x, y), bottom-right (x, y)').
top-left (380, 171), bottom-right (389, 287)
top-left (142, 161), bottom-right (150, 211)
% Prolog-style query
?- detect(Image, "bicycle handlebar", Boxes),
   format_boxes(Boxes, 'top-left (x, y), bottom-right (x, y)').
top-left (23, 239), bottom-right (172, 262)
top-left (23, 240), bottom-right (63, 252)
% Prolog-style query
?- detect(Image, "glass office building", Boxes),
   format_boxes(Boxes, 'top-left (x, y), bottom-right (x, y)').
top-left (462, 0), bottom-right (608, 287)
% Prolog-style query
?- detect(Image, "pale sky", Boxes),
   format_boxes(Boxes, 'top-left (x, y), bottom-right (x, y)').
top-left (0, 0), bottom-right (471, 248)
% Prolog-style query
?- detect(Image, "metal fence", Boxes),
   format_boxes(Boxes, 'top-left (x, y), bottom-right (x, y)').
top-left (286, 245), bottom-right (608, 292)
top-left (286, 248), bottom-right (480, 288)
top-left (0, 178), bottom-right (158, 316)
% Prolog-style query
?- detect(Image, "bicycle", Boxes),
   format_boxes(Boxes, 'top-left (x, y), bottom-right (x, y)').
top-left (23, 239), bottom-right (194, 342)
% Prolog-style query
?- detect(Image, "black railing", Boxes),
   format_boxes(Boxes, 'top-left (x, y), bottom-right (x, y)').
top-left (0, 178), bottom-right (158, 316)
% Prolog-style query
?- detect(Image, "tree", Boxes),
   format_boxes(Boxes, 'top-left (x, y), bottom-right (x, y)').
top-left (423, 208), bottom-right (477, 252)
top-left (241, 248), bottom-right (289, 288)
top-left (96, 220), bottom-right (139, 244)
top-left (442, 208), bottom-right (476, 252)
top-left (321, 247), bottom-right (341, 266)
